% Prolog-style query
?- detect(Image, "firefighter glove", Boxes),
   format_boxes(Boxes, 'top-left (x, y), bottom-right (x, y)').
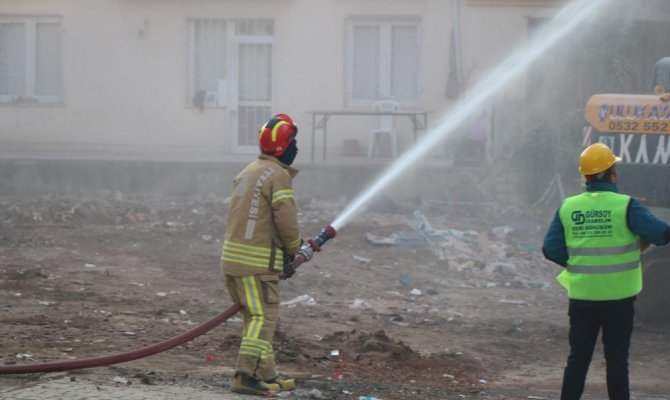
top-left (283, 253), bottom-right (296, 279)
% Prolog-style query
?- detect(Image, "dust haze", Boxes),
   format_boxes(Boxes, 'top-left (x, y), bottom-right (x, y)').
top-left (2, 1), bottom-right (670, 398)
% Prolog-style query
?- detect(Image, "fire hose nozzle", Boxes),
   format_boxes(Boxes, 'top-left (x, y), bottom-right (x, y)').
top-left (299, 225), bottom-right (337, 261)
top-left (282, 225), bottom-right (337, 279)
top-left (298, 244), bottom-right (315, 262)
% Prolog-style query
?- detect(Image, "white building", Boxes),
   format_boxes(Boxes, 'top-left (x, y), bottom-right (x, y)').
top-left (1, 0), bottom-right (666, 162)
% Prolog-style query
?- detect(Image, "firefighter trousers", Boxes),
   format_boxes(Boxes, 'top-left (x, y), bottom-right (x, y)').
top-left (225, 274), bottom-right (280, 380)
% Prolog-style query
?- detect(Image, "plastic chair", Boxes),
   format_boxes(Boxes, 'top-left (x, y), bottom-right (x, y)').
top-left (368, 100), bottom-right (400, 158)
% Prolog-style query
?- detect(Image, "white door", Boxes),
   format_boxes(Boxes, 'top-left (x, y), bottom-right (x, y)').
top-left (227, 21), bottom-right (274, 153)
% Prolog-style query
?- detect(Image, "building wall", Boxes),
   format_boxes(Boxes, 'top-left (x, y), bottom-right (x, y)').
top-left (0, 0), bottom-right (564, 159)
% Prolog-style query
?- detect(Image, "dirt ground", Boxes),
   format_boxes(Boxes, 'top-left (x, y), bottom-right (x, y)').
top-left (1, 194), bottom-right (669, 399)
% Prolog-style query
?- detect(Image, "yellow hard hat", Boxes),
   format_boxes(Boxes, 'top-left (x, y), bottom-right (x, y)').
top-left (578, 142), bottom-right (621, 175)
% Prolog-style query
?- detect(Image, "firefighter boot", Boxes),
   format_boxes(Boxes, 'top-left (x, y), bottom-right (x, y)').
top-left (266, 376), bottom-right (296, 391)
top-left (232, 374), bottom-right (280, 396)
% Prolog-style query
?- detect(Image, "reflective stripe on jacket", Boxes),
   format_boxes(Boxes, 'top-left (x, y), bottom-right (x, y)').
top-left (221, 155), bottom-right (302, 277)
top-left (557, 191), bottom-right (641, 300)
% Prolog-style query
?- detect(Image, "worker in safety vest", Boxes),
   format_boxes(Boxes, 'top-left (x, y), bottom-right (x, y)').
top-left (542, 142), bottom-right (670, 400)
top-left (221, 114), bottom-right (302, 396)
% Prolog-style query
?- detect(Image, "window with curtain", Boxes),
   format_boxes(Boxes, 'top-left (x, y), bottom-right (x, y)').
top-left (0, 16), bottom-right (62, 104)
top-left (187, 19), bottom-right (227, 108)
top-left (345, 16), bottom-right (420, 107)
top-left (187, 18), bottom-right (274, 110)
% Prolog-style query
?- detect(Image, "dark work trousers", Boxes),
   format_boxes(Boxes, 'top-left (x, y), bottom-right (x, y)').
top-left (560, 297), bottom-right (635, 400)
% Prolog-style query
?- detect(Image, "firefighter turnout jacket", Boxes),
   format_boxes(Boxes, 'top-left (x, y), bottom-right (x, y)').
top-left (221, 154), bottom-right (302, 277)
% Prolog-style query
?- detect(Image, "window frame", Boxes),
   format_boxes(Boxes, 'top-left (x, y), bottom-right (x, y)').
top-left (344, 15), bottom-right (421, 108)
top-left (186, 18), bottom-right (275, 109)
top-left (0, 15), bottom-right (63, 105)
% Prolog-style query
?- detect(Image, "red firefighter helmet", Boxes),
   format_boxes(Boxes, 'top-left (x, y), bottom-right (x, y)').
top-left (258, 114), bottom-right (298, 156)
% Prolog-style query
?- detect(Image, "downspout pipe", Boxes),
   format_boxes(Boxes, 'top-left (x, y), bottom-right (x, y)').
top-left (452, 0), bottom-right (462, 88)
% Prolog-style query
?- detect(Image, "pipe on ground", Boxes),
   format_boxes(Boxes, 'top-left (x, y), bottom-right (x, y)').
top-left (0, 302), bottom-right (243, 374)
top-left (0, 225), bottom-right (335, 374)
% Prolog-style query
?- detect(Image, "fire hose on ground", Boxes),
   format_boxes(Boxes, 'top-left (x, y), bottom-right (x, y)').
top-left (0, 226), bottom-right (337, 375)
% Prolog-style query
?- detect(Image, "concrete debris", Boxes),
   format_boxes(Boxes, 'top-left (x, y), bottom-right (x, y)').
top-left (358, 205), bottom-right (553, 290)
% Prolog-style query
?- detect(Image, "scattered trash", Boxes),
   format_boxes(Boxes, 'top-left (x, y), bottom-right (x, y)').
top-left (353, 255), bottom-right (372, 266)
top-left (477, 231), bottom-right (492, 260)
top-left (16, 353), bottom-right (33, 361)
top-left (391, 314), bottom-right (409, 326)
top-left (155, 292), bottom-right (167, 297)
top-left (498, 299), bottom-right (528, 306)
top-left (413, 209), bottom-right (477, 260)
top-left (409, 288), bottom-right (422, 296)
top-left (308, 388), bottom-right (323, 399)
top-left (514, 240), bottom-right (539, 253)
top-left (358, 396), bottom-right (381, 400)
top-left (281, 294), bottom-right (317, 306)
top-left (363, 232), bottom-right (407, 246)
top-left (112, 376), bottom-right (130, 384)
top-left (330, 349), bottom-right (340, 357)
top-left (492, 225), bottom-right (513, 239)
top-left (349, 298), bottom-right (372, 309)
top-left (84, 263), bottom-right (96, 268)
top-left (399, 272), bottom-right (413, 287)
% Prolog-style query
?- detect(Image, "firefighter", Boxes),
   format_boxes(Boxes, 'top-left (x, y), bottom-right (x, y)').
top-left (221, 114), bottom-right (302, 396)
top-left (542, 142), bottom-right (670, 400)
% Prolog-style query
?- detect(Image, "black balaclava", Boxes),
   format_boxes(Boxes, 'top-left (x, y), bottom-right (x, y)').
top-left (277, 140), bottom-right (298, 166)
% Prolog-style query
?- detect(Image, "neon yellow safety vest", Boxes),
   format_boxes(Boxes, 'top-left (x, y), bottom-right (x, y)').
top-left (557, 191), bottom-right (641, 300)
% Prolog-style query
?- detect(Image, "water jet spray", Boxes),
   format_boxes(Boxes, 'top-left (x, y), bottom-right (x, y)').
top-left (331, 0), bottom-right (609, 231)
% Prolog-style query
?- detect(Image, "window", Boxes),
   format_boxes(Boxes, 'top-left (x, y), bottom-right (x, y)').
top-left (0, 16), bottom-right (63, 104)
top-left (187, 19), bottom-right (227, 108)
top-left (345, 16), bottom-right (420, 107)
top-left (186, 18), bottom-right (274, 109)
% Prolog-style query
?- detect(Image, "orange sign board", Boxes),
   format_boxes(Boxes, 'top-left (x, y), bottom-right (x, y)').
top-left (585, 94), bottom-right (670, 135)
